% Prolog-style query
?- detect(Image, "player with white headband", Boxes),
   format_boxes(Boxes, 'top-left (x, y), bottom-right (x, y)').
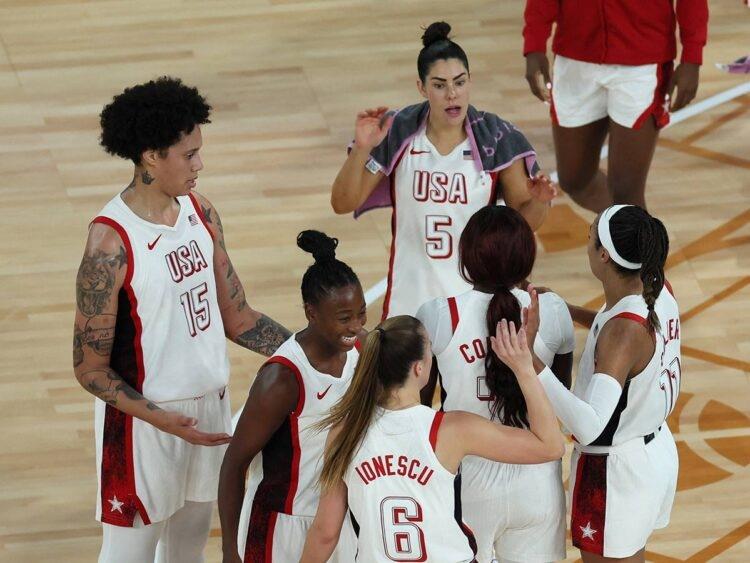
top-left (524, 204), bottom-right (681, 562)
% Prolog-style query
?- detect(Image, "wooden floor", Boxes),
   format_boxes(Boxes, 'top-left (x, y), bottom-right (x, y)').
top-left (1, 1), bottom-right (748, 561)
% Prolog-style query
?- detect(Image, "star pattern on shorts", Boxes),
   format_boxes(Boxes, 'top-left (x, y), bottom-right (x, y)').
top-left (580, 521), bottom-right (597, 540)
top-left (108, 495), bottom-right (124, 513)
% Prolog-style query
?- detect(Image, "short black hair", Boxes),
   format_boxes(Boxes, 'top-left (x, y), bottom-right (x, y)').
top-left (99, 76), bottom-right (211, 164)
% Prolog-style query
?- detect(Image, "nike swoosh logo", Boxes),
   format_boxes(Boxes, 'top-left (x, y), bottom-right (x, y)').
top-left (410, 148), bottom-right (430, 155)
top-left (317, 384), bottom-right (332, 400)
top-left (147, 234), bottom-right (163, 250)
top-left (219, 388), bottom-right (226, 400)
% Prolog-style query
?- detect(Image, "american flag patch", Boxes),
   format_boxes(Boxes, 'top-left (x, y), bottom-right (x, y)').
top-left (463, 150), bottom-right (474, 160)
top-left (188, 214), bottom-right (199, 226)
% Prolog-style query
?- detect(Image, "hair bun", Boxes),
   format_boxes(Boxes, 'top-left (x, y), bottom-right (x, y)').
top-left (421, 21), bottom-right (451, 48)
top-left (297, 230), bottom-right (338, 263)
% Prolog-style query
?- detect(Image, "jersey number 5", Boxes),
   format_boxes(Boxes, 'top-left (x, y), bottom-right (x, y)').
top-left (179, 282), bottom-right (211, 337)
top-left (380, 496), bottom-right (427, 562)
top-left (425, 215), bottom-right (453, 259)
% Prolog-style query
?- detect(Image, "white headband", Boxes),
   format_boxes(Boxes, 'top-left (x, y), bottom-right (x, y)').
top-left (597, 205), bottom-right (642, 270)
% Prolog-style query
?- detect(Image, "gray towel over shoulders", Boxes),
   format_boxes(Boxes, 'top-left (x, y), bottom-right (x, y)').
top-left (353, 101), bottom-right (540, 217)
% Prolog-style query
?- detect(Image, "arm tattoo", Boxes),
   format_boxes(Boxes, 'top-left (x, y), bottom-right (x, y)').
top-left (78, 367), bottom-right (161, 411)
top-left (74, 315), bottom-right (116, 365)
top-left (232, 314), bottom-right (291, 357)
top-left (201, 203), bottom-right (228, 252)
top-left (76, 248), bottom-right (126, 317)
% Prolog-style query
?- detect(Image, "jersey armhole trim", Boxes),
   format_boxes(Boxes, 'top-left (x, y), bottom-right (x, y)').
top-left (262, 355), bottom-right (306, 415)
top-left (187, 192), bottom-right (215, 241)
top-left (612, 312), bottom-right (647, 326)
top-left (447, 297), bottom-right (459, 334)
top-left (429, 410), bottom-right (445, 452)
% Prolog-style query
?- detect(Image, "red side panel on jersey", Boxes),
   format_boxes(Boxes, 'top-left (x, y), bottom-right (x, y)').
top-left (571, 453), bottom-right (607, 556)
top-left (447, 297), bottom-right (459, 334)
top-left (428, 411), bottom-right (445, 452)
top-left (188, 192), bottom-right (215, 241)
top-left (244, 356), bottom-right (305, 562)
top-left (381, 148), bottom-right (408, 320)
top-left (91, 216), bottom-right (150, 527)
top-left (488, 171), bottom-right (500, 204)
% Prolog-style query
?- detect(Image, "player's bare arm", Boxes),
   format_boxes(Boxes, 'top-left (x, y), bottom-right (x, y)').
top-left (218, 363), bottom-right (299, 562)
top-left (497, 159), bottom-right (554, 231)
top-left (300, 454), bottom-right (348, 563)
top-left (73, 223), bottom-right (230, 446)
top-left (330, 107), bottom-right (392, 214)
top-left (193, 192), bottom-right (291, 357)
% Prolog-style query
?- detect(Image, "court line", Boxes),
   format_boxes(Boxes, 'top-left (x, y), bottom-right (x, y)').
top-left (362, 81), bottom-right (750, 306)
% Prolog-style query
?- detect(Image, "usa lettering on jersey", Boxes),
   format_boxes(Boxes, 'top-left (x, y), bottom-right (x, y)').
top-left (413, 170), bottom-right (468, 204)
top-left (165, 240), bottom-right (209, 283)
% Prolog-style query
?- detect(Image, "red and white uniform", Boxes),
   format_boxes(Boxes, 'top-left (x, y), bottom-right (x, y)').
top-left (92, 192), bottom-right (231, 527)
top-left (567, 286), bottom-right (680, 557)
top-left (344, 405), bottom-right (477, 562)
top-left (523, 1), bottom-right (708, 130)
top-left (382, 127), bottom-right (503, 319)
top-left (417, 289), bottom-right (574, 562)
top-left (238, 335), bottom-right (358, 562)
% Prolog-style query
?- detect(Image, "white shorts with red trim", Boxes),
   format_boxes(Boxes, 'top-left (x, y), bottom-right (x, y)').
top-left (569, 425), bottom-right (678, 558)
top-left (95, 387), bottom-right (231, 527)
top-left (236, 508), bottom-right (357, 562)
top-left (551, 55), bottom-right (673, 129)
top-left (461, 458), bottom-right (566, 562)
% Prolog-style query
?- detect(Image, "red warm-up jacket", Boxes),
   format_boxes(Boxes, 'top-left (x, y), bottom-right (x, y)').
top-left (523, 0), bottom-right (708, 65)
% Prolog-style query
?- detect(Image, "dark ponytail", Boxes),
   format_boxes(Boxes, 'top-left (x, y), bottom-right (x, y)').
top-left (459, 206), bottom-right (536, 427)
top-left (596, 207), bottom-right (670, 332)
top-left (297, 230), bottom-right (360, 305)
top-left (417, 21), bottom-right (470, 82)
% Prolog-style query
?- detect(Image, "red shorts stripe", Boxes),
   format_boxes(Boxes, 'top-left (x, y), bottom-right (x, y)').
top-left (571, 453), bottom-right (607, 556)
top-left (632, 61), bottom-right (673, 130)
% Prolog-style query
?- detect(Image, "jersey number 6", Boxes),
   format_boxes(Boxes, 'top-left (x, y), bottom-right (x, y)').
top-left (380, 496), bottom-right (427, 562)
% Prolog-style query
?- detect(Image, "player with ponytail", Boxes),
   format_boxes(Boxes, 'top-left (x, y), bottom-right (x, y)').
top-left (218, 230), bottom-right (365, 563)
top-left (533, 205), bottom-right (681, 562)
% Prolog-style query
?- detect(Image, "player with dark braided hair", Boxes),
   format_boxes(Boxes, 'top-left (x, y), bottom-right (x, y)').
top-left (531, 205), bottom-right (681, 562)
top-left (218, 230), bottom-right (365, 563)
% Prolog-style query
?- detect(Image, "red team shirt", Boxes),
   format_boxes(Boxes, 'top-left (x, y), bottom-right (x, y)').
top-left (523, 0), bottom-right (708, 65)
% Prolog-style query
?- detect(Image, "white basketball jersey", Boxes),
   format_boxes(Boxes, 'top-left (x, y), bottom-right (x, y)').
top-left (383, 127), bottom-right (502, 319)
top-left (93, 192), bottom-right (229, 402)
top-left (344, 405), bottom-right (477, 562)
top-left (575, 283), bottom-right (681, 445)
top-left (250, 335), bottom-right (359, 518)
top-left (431, 288), bottom-right (573, 418)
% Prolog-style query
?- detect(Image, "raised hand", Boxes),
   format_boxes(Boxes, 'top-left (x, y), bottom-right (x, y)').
top-left (354, 107), bottom-right (394, 150)
top-left (527, 172), bottom-right (558, 203)
top-left (525, 52), bottom-right (552, 103)
top-left (490, 320), bottom-right (534, 377)
top-left (155, 410), bottom-right (232, 446)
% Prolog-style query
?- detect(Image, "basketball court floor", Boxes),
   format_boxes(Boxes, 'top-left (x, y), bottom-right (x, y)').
top-left (0, 1), bottom-right (748, 561)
